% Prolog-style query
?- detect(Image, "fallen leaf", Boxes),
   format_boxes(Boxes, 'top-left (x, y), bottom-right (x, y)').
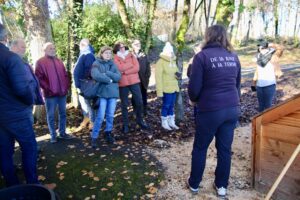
top-left (118, 192), bottom-right (124, 196)
top-left (88, 153), bottom-right (95, 157)
top-left (91, 195), bottom-right (96, 199)
top-left (93, 177), bottom-right (100, 181)
top-left (121, 170), bottom-right (128, 174)
top-left (131, 162), bottom-right (139, 166)
top-left (148, 186), bottom-right (158, 194)
top-left (107, 182), bottom-right (114, 187)
top-left (38, 175), bottom-right (46, 181)
top-left (67, 194), bottom-right (73, 198)
top-left (84, 197), bottom-right (90, 200)
top-left (101, 188), bottom-right (108, 191)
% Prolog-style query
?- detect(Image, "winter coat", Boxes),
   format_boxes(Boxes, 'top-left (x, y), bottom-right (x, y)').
top-left (155, 53), bottom-right (179, 97)
top-left (188, 42), bottom-right (241, 112)
top-left (114, 52), bottom-right (140, 87)
top-left (24, 62), bottom-right (44, 105)
top-left (133, 51), bottom-right (151, 89)
top-left (73, 45), bottom-right (96, 88)
top-left (91, 58), bottom-right (121, 98)
top-left (0, 43), bottom-right (35, 123)
top-left (35, 56), bottom-right (70, 98)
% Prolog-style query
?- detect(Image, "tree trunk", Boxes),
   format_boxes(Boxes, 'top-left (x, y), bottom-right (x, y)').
top-left (229, 0), bottom-right (242, 44)
top-left (188, 0), bottom-right (204, 29)
top-left (175, 0), bottom-right (190, 123)
top-left (144, 0), bottom-right (157, 54)
top-left (115, 0), bottom-right (134, 38)
top-left (67, 0), bottom-right (83, 108)
top-left (23, 0), bottom-right (53, 123)
top-left (172, 0), bottom-right (179, 41)
top-left (274, 0), bottom-right (279, 38)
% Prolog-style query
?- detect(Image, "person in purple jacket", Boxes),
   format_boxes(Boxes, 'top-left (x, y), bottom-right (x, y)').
top-left (187, 25), bottom-right (241, 198)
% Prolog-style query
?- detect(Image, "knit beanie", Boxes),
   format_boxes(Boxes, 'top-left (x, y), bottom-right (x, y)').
top-left (162, 42), bottom-right (174, 55)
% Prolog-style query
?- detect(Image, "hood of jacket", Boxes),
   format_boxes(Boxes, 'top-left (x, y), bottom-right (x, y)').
top-left (80, 45), bottom-right (95, 56)
top-left (159, 53), bottom-right (176, 62)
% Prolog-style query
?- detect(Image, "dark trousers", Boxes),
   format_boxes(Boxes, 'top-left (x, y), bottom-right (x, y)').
top-left (189, 106), bottom-right (239, 189)
top-left (140, 84), bottom-right (147, 108)
top-left (256, 84), bottom-right (276, 112)
top-left (132, 83), bottom-right (148, 115)
top-left (0, 118), bottom-right (38, 186)
top-left (120, 83), bottom-right (144, 126)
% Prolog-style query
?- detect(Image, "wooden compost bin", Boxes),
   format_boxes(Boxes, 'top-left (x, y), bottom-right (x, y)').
top-left (252, 94), bottom-right (300, 200)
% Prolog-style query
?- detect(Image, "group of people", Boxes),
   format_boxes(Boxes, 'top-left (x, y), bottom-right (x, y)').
top-left (0, 22), bottom-right (284, 198)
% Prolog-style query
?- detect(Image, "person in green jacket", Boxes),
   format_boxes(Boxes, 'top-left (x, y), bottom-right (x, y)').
top-left (90, 46), bottom-right (121, 148)
top-left (155, 42), bottom-right (180, 131)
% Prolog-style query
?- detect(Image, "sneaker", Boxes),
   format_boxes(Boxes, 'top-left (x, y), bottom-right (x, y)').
top-left (50, 138), bottom-right (57, 144)
top-left (122, 125), bottom-right (129, 134)
top-left (214, 184), bottom-right (227, 197)
top-left (186, 179), bottom-right (199, 195)
top-left (59, 134), bottom-right (73, 140)
top-left (105, 132), bottom-right (115, 144)
top-left (138, 121), bottom-right (149, 130)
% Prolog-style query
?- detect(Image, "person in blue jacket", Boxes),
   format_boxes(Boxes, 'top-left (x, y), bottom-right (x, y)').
top-left (73, 38), bottom-right (96, 132)
top-left (0, 24), bottom-right (39, 186)
top-left (187, 25), bottom-right (241, 198)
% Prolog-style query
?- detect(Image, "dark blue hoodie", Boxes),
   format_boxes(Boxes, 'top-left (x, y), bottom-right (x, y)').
top-left (73, 45), bottom-right (96, 88)
top-left (188, 42), bottom-right (241, 112)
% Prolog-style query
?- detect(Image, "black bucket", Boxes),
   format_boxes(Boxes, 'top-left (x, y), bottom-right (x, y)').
top-left (0, 184), bottom-right (57, 200)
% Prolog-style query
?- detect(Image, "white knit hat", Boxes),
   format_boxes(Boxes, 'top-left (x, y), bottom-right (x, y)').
top-left (162, 42), bottom-right (174, 55)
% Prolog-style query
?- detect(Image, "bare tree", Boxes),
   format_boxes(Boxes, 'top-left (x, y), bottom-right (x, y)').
top-left (115, 0), bottom-right (134, 38)
top-left (144, 0), bottom-right (157, 54)
top-left (175, 0), bottom-right (191, 122)
top-left (67, 0), bottom-right (83, 108)
top-left (172, 0), bottom-right (179, 40)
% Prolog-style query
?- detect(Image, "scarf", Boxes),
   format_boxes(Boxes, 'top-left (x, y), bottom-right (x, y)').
top-left (257, 48), bottom-right (276, 67)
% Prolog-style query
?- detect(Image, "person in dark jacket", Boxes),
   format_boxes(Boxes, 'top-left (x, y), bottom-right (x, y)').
top-left (187, 25), bottom-right (241, 198)
top-left (131, 39), bottom-right (151, 116)
top-left (0, 24), bottom-right (39, 186)
top-left (73, 38), bottom-right (96, 132)
top-left (10, 39), bottom-right (44, 108)
top-left (90, 46), bottom-right (121, 148)
top-left (35, 42), bottom-right (72, 143)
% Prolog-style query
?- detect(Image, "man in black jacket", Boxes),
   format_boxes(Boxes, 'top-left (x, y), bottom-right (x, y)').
top-left (131, 39), bottom-right (151, 116)
top-left (0, 24), bottom-right (39, 186)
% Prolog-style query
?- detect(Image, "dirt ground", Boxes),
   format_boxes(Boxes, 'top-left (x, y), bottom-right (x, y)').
top-left (149, 125), bottom-right (263, 200)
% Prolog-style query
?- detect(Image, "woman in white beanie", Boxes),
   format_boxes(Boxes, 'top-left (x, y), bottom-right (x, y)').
top-left (155, 42), bottom-right (180, 130)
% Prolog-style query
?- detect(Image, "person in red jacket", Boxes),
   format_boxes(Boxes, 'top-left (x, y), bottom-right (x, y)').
top-left (35, 42), bottom-right (72, 143)
top-left (113, 42), bottom-right (149, 133)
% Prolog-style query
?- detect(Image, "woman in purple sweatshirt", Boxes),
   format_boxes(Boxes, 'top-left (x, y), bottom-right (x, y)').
top-left (187, 25), bottom-right (241, 198)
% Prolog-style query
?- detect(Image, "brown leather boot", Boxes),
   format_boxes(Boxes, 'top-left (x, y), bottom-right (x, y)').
top-left (74, 117), bottom-right (89, 133)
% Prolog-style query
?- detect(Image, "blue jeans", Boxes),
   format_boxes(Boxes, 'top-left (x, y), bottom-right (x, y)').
top-left (119, 83), bottom-right (144, 126)
top-left (0, 118), bottom-right (38, 186)
top-left (45, 96), bottom-right (67, 139)
top-left (189, 106), bottom-right (240, 189)
top-left (256, 84), bottom-right (276, 112)
top-left (161, 92), bottom-right (177, 117)
top-left (91, 98), bottom-right (117, 139)
top-left (78, 95), bottom-right (95, 122)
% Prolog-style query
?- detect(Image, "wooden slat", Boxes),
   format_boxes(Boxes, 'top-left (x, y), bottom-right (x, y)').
top-left (273, 116), bottom-right (300, 128)
top-left (262, 123), bottom-right (300, 144)
top-left (258, 94), bottom-right (300, 124)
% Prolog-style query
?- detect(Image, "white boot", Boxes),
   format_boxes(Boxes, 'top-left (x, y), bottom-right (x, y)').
top-left (168, 115), bottom-right (179, 130)
top-left (161, 116), bottom-right (172, 130)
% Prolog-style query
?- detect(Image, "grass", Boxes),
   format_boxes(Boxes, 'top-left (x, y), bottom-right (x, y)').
top-left (0, 138), bottom-right (164, 199)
